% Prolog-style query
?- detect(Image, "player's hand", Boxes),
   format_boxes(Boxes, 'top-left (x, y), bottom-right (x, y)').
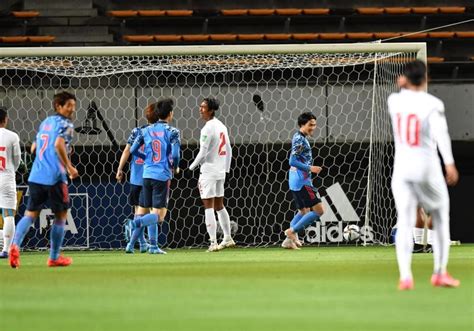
top-left (445, 164), bottom-right (459, 186)
top-left (116, 170), bottom-right (124, 183)
top-left (310, 166), bottom-right (322, 174)
top-left (173, 167), bottom-right (181, 176)
top-left (67, 165), bottom-right (79, 180)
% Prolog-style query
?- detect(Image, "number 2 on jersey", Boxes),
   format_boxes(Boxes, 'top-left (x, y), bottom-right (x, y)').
top-left (218, 132), bottom-right (227, 156)
top-left (395, 113), bottom-right (420, 147)
top-left (0, 146), bottom-right (6, 170)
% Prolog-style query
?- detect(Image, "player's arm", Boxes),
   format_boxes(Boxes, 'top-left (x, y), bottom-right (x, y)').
top-left (289, 141), bottom-right (321, 174)
top-left (189, 127), bottom-right (211, 171)
top-left (12, 134), bottom-right (21, 171)
top-left (55, 136), bottom-right (78, 179)
top-left (171, 129), bottom-right (181, 171)
top-left (116, 144), bottom-right (131, 182)
top-left (225, 133), bottom-right (232, 173)
top-left (430, 106), bottom-right (458, 186)
top-left (30, 142), bottom-right (36, 154)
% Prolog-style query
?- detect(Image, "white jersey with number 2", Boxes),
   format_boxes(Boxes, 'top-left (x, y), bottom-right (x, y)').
top-left (0, 127), bottom-right (21, 209)
top-left (388, 88), bottom-right (454, 183)
top-left (190, 118), bottom-right (232, 180)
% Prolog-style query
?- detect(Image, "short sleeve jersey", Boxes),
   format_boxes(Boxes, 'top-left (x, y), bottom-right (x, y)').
top-left (29, 114), bottom-right (74, 185)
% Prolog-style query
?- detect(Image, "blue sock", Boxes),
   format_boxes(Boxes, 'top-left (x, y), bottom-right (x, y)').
top-left (129, 228), bottom-right (142, 247)
top-left (148, 223), bottom-right (158, 246)
top-left (12, 216), bottom-right (35, 247)
top-left (135, 214), bottom-right (146, 246)
top-left (290, 212), bottom-right (304, 229)
top-left (50, 220), bottom-right (66, 260)
top-left (293, 211), bottom-right (320, 233)
top-left (132, 214), bottom-right (158, 228)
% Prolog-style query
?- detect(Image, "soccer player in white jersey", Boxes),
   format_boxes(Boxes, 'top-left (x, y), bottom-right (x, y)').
top-left (189, 98), bottom-right (234, 252)
top-left (388, 60), bottom-right (460, 290)
top-left (0, 108), bottom-right (21, 258)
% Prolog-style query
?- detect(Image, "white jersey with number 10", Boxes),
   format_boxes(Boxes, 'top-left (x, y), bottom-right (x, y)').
top-left (192, 118), bottom-right (232, 180)
top-left (388, 88), bottom-right (454, 182)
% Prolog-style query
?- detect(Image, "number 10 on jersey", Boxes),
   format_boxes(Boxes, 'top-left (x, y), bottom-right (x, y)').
top-left (395, 113), bottom-right (420, 147)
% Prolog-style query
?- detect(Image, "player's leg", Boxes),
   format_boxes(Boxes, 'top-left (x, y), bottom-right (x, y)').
top-left (1, 180), bottom-right (18, 258)
top-left (282, 208), bottom-right (307, 249)
top-left (283, 189), bottom-right (306, 249)
top-left (413, 207), bottom-right (433, 253)
top-left (9, 183), bottom-right (45, 268)
top-left (215, 180), bottom-right (235, 250)
top-left (392, 179), bottom-right (417, 290)
top-left (147, 180), bottom-right (169, 254)
top-left (199, 178), bottom-right (219, 252)
top-left (418, 180), bottom-right (460, 287)
top-left (127, 180), bottom-right (155, 252)
top-left (130, 185), bottom-right (148, 252)
top-left (285, 186), bottom-right (323, 246)
top-left (47, 182), bottom-right (72, 267)
top-left (0, 208), bottom-right (15, 258)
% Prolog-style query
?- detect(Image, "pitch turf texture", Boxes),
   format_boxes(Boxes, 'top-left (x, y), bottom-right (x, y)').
top-left (0, 246), bottom-right (472, 331)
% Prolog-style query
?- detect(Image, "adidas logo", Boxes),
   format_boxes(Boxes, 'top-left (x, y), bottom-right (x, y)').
top-left (305, 182), bottom-right (374, 243)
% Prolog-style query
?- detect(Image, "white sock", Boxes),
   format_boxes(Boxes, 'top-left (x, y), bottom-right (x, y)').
top-left (427, 229), bottom-right (434, 245)
top-left (413, 227), bottom-right (424, 244)
top-left (205, 208), bottom-right (217, 244)
top-left (216, 208), bottom-right (231, 239)
top-left (0, 230), bottom-right (3, 248)
top-left (2, 216), bottom-right (15, 252)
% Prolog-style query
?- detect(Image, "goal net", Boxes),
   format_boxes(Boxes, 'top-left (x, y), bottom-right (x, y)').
top-left (0, 43), bottom-right (426, 249)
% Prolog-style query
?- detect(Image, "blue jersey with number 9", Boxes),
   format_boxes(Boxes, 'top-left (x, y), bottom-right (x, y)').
top-left (133, 121), bottom-right (180, 181)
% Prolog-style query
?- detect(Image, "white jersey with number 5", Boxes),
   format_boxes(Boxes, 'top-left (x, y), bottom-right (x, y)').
top-left (190, 118), bottom-right (232, 180)
top-left (0, 127), bottom-right (21, 209)
top-left (388, 88), bottom-right (454, 182)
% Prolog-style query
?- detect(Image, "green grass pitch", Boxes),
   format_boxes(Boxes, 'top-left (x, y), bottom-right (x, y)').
top-left (0, 245), bottom-right (472, 331)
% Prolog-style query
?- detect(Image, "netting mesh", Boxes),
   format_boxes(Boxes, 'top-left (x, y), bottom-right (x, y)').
top-left (0, 48), bottom-right (418, 249)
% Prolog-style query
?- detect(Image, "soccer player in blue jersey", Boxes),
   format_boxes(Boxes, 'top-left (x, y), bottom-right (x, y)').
top-left (116, 105), bottom-right (159, 253)
top-left (127, 98), bottom-right (180, 254)
top-left (282, 112), bottom-right (324, 250)
top-left (9, 91), bottom-right (79, 268)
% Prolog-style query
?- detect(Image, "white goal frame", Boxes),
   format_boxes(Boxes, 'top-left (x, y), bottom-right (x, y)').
top-left (0, 43), bottom-right (427, 248)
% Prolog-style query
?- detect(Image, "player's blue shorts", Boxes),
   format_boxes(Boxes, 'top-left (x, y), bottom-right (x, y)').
top-left (291, 185), bottom-right (321, 209)
top-left (26, 181), bottom-right (70, 213)
top-left (129, 184), bottom-right (143, 207)
top-left (141, 178), bottom-right (170, 209)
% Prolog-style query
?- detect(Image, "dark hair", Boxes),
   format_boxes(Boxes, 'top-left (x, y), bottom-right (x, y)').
top-left (53, 91), bottom-right (76, 111)
top-left (403, 60), bottom-right (427, 86)
top-left (154, 98), bottom-right (174, 120)
top-left (203, 97), bottom-right (220, 117)
top-left (0, 107), bottom-right (6, 124)
top-left (297, 112), bottom-right (317, 127)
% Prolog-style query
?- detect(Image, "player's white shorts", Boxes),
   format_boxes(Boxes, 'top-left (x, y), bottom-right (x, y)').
top-left (392, 175), bottom-right (449, 213)
top-left (198, 178), bottom-right (225, 199)
top-left (0, 178), bottom-right (17, 210)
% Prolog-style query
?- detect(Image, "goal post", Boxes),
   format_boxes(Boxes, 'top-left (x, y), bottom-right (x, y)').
top-left (0, 43), bottom-right (426, 249)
